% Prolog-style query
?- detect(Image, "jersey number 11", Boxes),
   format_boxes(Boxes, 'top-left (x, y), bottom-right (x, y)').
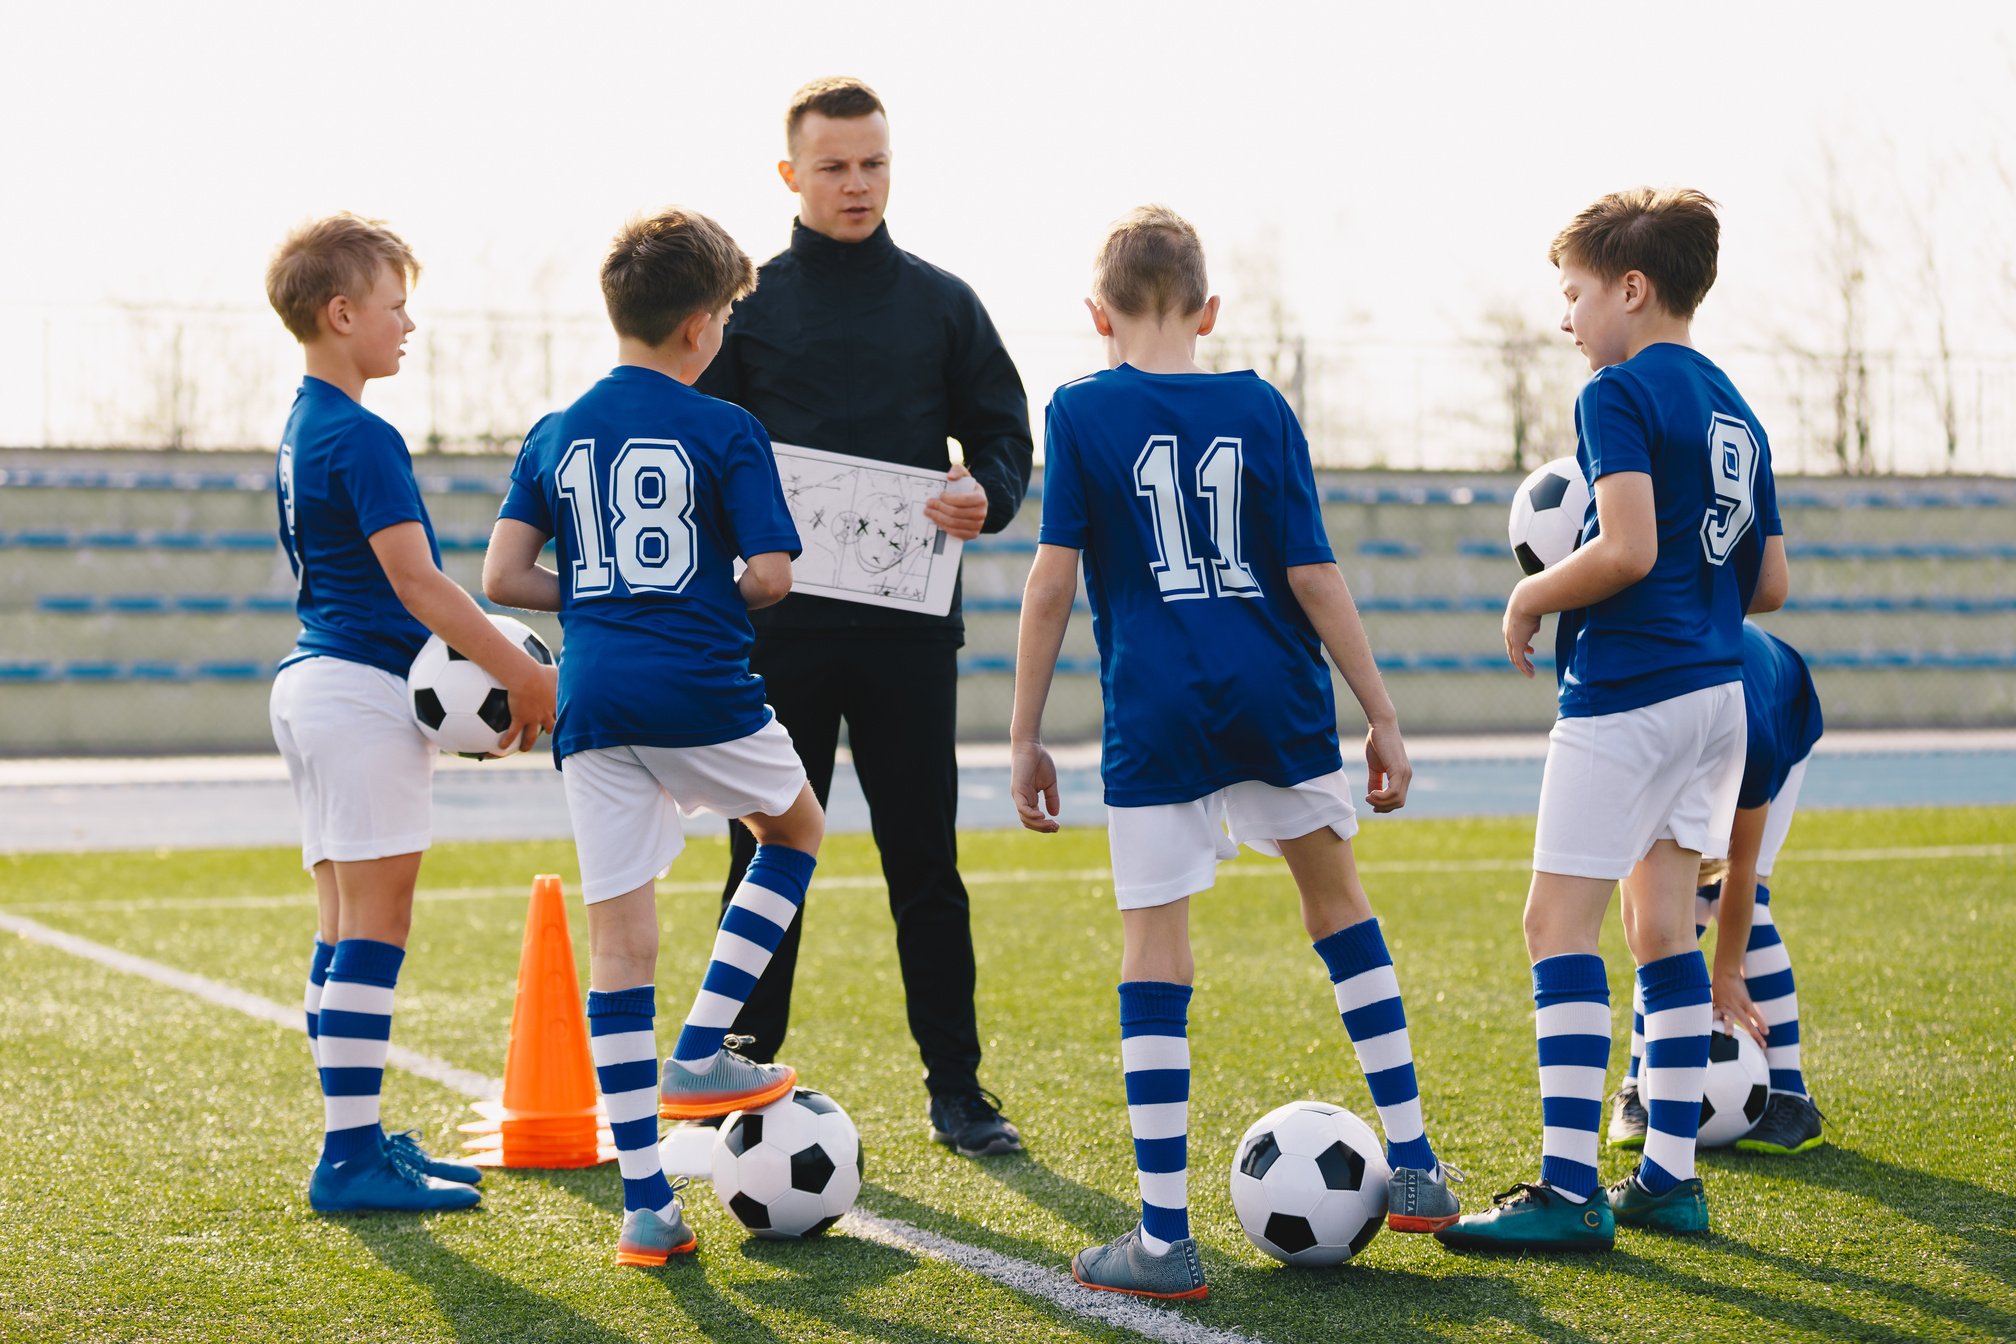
top-left (1134, 436), bottom-right (1261, 602)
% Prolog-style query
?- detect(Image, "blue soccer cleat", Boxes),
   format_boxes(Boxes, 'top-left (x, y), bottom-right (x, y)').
top-left (383, 1129), bottom-right (483, 1185)
top-left (309, 1136), bottom-right (481, 1213)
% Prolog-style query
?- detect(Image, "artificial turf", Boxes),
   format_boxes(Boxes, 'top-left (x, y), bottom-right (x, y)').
top-left (1, 805), bottom-right (2011, 1343)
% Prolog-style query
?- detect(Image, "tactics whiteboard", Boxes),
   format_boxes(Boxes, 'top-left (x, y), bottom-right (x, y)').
top-left (769, 442), bottom-right (966, 616)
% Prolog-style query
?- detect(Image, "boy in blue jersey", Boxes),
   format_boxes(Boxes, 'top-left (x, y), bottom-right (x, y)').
top-left (1612, 620), bottom-right (1825, 1154)
top-left (264, 214), bottom-right (557, 1213)
top-left (1012, 206), bottom-right (1458, 1299)
top-left (484, 208), bottom-right (824, 1267)
top-left (1440, 190), bottom-right (1791, 1251)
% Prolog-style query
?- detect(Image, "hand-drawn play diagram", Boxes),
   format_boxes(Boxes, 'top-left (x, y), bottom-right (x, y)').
top-left (770, 442), bottom-right (966, 616)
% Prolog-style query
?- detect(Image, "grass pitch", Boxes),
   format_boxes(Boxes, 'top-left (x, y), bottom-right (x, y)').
top-left (1, 806), bottom-right (2011, 1344)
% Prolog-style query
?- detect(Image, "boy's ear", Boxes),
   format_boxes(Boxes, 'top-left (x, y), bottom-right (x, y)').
top-left (678, 309), bottom-right (713, 353)
top-left (1083, 297), bottom-right (1113, 338)
top-left (1619, 269), bottom-right (1651, 314)
top-left (320, 292), bottom-right (354, 337)
top-left (1195, 295), bottom-right (1221, 337)
top-left (777, 158), bottom-right (800, 194)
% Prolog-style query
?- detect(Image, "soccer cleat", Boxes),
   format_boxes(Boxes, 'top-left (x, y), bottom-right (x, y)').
top-left (1607, 1173), bottom-right (1709, 1234)
top-left (1071, 1226), bottom-right (1207, 1300)
top-left (309, 1139), bottom-right (481, 1214)
top-left (383, 1129), bottom-right (482, 1185)
top-left (614, 1193), bottom-right (698, 1267)
top-left (1387, 1163), bottom-right (1464, 1233)
top-left (1736, 1092), bottom-right (1826, 1155)
top-left (1608, 1085), bottom-right (1648, 1150)
top-left (929, 1087), bottom-right (1023, 1157)
top-left (1435, 1182), bottom-right (1614, 1252)
top-left (658, 1035), bottom-right (797, 1120)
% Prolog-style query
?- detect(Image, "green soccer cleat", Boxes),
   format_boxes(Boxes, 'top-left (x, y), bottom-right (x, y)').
top-left (1387, 1163), bottom-right (1464, 1233)
top-left (1606, 1172), bottom-right (1709, 1234)
top-left (1735, 1093), bottom-right (1826, 1155)
top-left (1071, 1226), bottom-right (1207, 1300)
top-left (1608, 1086), bottom-right (1648, 1150)
top-left (658, 1036), bottom-right (797, 1120)
top-left (1435, 1182), bottom-right (1614, 1252)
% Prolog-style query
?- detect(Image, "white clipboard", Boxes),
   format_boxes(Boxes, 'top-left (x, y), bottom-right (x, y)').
top-left (769, 441), bottom-right (970, 616)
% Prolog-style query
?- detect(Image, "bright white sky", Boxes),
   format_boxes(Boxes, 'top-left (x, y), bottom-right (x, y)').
top-left (2, 1), bottom-right (2011, 391)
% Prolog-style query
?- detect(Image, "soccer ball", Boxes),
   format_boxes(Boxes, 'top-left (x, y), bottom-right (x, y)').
top-left (1696, 1026), bottom-right (1770, 1147)
top-left (711, 1088), bottom-right (862, 1239)
top-left (1506, 456), bottom-right (1590, 575)
top-left (407, 615), bottom-right (554, 759)
top-left (1229, 1100), bottom-right (1391, 1266)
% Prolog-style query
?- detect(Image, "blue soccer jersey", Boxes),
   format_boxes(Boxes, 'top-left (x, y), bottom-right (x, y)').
top-left (1554, 343), bottom-right (1782, 718)
top-left (1040, 365), bottom-right (1342, 807)
top-left (1737, 621), bottom-right (1824, 809)
top-left (499, 366), bottom-right (801, 762)
top-left (275, 376), bottom-right (438, 676)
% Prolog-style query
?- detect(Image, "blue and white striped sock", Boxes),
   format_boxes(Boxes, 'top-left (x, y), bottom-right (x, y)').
top-left (588, 985), bottom-right (677, 1216)
top-left (1744, 885), bottom-right (1806, 1096)
top-left (1625, 886), bottom-right (1716, 1086)
top-left (1315, 918), bottom-right (1436, 1174)
top-left (304, 938), bottom-right (335, 1070)
top-left (1637, 950), bottom-right (1712, 1194)
top-left (317, 938), bottom-right (403, 1165)
top-left (1533, 953), bottom-right (1610, 1202)
top-left (1118, 980), bottom-right (1191, 1256)
top-left (672, 845), bottom-right (815, 1070)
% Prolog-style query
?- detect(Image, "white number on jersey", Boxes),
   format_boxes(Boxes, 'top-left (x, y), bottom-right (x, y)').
top-left (1131, 435), bottom-right (1262, 602)
top-left (278, 442), bottom-right (302, 588)
top-left (1700, 414), bottom-right (1759, 566)
top-left (554, 438), bottom-right (699, 598)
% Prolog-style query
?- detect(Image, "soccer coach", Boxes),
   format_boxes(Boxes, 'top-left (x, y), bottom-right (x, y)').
top-left (696, 77), bottom-right (1034, 1156)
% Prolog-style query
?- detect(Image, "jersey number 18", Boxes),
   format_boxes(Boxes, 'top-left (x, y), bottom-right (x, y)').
top-left (555, 439), bottom-right (698, 597)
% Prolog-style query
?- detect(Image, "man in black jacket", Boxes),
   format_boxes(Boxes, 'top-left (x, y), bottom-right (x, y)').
top-left (695, 77), bottom-right (1033, 1156)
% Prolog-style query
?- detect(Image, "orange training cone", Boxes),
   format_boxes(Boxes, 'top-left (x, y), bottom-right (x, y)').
top-left (459, 874), bottom-right (618, 1167)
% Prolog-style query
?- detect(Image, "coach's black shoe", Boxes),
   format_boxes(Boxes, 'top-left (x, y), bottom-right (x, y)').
top-left (1608, 1085), bottom-right (1648, 1150)
top-left (930, 1087), bottom-right (1023, 1156)
top-left (1736, 1093), bottom-right (1826, 1155)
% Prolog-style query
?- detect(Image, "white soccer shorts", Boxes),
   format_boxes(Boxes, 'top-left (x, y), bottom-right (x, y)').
top-left (562, 715), bottom-right (807, 904)
top-left (1753, 754), bottom-right (1809, 880)
top-left (269, 655), bottom-right (435, 871)
top-left (1106, 770), bottom-right (1361, 910)
top-left (1533, 681), bottom-right (1746, 881)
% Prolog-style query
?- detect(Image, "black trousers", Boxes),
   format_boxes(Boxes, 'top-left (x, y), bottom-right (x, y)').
top-left (721, 635), bottom-right (982, 1098)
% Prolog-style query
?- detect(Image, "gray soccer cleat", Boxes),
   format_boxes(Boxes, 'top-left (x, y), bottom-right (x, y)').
top-left (1735, 1092), bottom-right (1826, 1155)
top-left (614, 1193), bottom-right (697, 1267)
top-left (658, 1035), bottom-right (797, 1120)
top-left (1070, 1226), bottom-right (1207, 1300)
top-left (1388, 1162), bottom-right (1464, 1233)
top-left (1608, 1085), bottom-right (1648, 1149)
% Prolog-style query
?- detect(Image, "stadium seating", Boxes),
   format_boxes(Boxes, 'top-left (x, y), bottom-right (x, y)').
top-left (2, 449), bottom-right (2011, 753)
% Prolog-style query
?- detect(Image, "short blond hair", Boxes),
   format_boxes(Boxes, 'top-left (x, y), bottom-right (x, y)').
top-left (602, 207), bottom-right (756, 347)
top-left (1548, 188), bottom-right (1720, 319)
top-left (785, 76), bottom-right (885, 156)
top-left (1093, 205), bottom-right (1208, 319)
top-left (265, 213), bottom-right (419, 343)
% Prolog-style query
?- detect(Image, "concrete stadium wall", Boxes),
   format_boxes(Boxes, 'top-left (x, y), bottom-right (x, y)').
top-left (3, 449), bottom-right (2012, 754)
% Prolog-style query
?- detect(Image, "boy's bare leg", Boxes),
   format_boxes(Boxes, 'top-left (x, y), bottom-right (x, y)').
top-left (587, 883), bottom-right (659, 992)
top-left (1619, 841), bottom-right (1703, 964)
top-left (304, 862), bottom-right (342, 1071)
top-left (741, 781), bottom-right (824, 856)
top-left (331, 852), bottom-right (421, 946)
top-left (1283, 828), bottom-right (1449, 1218)
top-left (312, 862), bottom-right (340, 946)
top-left (1120, 900), bottom-right (1192, 985)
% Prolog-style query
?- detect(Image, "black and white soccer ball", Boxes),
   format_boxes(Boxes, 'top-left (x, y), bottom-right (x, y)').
top-left (1506, 456), bottom-right (1590, 575)
top-left (406, 615), bottom-right (553, 759)
top-left (1229, 1100), bottom-right (1391, 1266)
top-left (711, 1088), bottom-right (862, 1239)
top-left (1697, 1025), bottom-right (1770, 1147)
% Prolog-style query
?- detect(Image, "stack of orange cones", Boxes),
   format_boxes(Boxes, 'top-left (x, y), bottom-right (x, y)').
top-left (460, 874), bottom-right (619, 1168)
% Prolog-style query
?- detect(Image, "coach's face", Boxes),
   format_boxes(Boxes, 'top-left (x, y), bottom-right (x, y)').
top-left (780, 111), bottom-right (892, 244)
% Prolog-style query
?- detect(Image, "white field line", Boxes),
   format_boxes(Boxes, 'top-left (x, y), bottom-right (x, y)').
top-left (5, 843), bottom-right (2008, 917)
top-left (0, 907), bottom-right (1261, 1344)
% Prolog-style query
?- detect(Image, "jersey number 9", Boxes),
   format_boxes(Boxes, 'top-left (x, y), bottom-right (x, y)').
top-left (1700, 414), bottom-right (1759, 566)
